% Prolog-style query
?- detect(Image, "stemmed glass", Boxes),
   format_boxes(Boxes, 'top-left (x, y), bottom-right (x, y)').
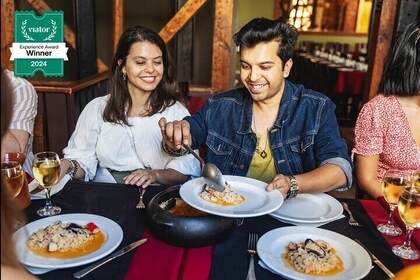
top-left (378, 169), bottom-right (411, 236)
top-left (1, 161), bottom-right (25, 199)
top-left (392, 171), bottom-right (420, 260)
top-left (32, 152), bottom-right (61, 217)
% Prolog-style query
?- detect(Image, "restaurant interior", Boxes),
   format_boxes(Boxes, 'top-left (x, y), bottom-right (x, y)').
top-left (1, 0), bottom-right (420, 279)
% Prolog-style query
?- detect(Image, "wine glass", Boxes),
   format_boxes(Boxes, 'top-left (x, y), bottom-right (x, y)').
top-left (32, 152), bottom-right (61, 217)
top-left (1, 161), bottom-right (25, 199)
top-left (392, 172), bottom-right (420, 260)
top-left (378, 169), bottom-right (411, 236)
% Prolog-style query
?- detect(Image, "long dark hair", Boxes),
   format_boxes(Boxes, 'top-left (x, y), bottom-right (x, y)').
top-left (379, 20), bottom-right (420, 96)
top-left (103, 26), bottom-right (186, 125)
top-left (233, 17), bottom-right (298, 69)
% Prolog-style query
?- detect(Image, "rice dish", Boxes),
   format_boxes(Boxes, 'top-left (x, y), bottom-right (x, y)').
top-left (27, 221), bottom-right (103, 257)
top-left (199, 183), bottom-right (245, 206)
top-left (283, 239), bottom-right (343, 275)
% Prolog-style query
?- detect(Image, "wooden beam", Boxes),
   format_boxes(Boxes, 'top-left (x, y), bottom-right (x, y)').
top-left (364, 0), bottom-right (398, 101)
top-left (25, 0), bottom-right (108, 72)
top-left (159, 0), bottom-right (208, 43)
top-left (113, 0), bottom-right (123, 55)
top-left (1, 0), bottom-right (15, 70)
top-left (211, 0), bottom-right (234, 92)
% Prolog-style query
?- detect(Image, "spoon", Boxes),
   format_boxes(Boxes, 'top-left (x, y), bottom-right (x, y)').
top-left (182, 144), bottom-right (226, 192)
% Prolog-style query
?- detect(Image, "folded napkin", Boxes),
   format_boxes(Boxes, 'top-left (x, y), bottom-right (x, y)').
top-left (125, 230), bottom-right (213, 280)
top-left (29, 175), bottom-right (71, 200)
top-left (270, 214), bottom-right (345, 228)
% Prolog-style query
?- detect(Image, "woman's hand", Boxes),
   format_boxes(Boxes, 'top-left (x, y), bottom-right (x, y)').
top-left (123, 169), bottom-right (158, 188)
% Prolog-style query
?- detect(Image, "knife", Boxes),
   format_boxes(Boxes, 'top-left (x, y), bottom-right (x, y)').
top-left (73, 238), bottom-right (147, 279)
top-left (354, 239), bottom-right (395, 278)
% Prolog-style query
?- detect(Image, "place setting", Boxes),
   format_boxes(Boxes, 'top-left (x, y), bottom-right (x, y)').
top-left (268, 192), bottom-right (345, 227)
top-left (13, 213), bottom-right (124, 275)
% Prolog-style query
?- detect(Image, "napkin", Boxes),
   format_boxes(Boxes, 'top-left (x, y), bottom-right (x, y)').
top-left (29, 174), bottom-right (71, 200)
top-left (269, 214), bottom-right (345, 228)
top-left (125, 230), bottom-right (212, 280)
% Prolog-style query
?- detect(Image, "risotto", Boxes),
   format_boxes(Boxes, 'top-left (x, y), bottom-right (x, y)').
top-left (282, 239), bottom-right (344, 275)
top-left (199, 183), bottom-right (245, 206)
top-left (27, 221), bottom-right (104, 258)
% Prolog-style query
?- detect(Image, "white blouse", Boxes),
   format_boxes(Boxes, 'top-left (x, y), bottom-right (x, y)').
top-left (63, 95), bottom-right (201, 182)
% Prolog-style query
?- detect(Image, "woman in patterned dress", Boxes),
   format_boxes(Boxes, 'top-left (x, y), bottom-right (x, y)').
top-left (352, 21), bottom-right (420, 198)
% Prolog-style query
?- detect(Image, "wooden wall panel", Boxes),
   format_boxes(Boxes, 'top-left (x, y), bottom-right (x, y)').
top-left (211, 0), bottom-right (234, 92)
top-left (364, 0), bottom-right (398, 101)
top-left (159, 0), bottom-right (208, 43)
top-left (1, 0), bottom-right (15, 70)
top-left (113, 0), bottom-right (123, 55)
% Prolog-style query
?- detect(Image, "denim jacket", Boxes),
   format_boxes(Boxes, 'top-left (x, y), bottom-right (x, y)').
top-left (185, 80), bottom-right (353, 190)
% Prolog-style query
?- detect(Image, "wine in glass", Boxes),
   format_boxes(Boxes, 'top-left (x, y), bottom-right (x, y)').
top-left (32, 152), bottom-right (61, 217)
top-left (378, 169), bottom-right (411, 236)
top-left (1, 161), bottom-right (25, 199)
top-left (392, 176), bottom-right (420, 260)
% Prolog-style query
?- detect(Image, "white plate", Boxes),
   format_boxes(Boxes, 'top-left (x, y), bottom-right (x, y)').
top-left (13, 213), bottom-right (123, 269)
top-left (257, 227), bottom-right (371, 280)
top-left (269, 193), bottom-right (342, 223)
top-left (179, 175), bottom-right (283, 218)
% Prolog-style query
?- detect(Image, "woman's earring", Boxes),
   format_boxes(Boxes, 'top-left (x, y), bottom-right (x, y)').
top-left (122, 72), bottom-right (127, 81)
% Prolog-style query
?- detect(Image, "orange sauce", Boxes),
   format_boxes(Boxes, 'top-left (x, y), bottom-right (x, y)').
top-left (168, 199), bottom-right (207, 216)
top-left (281, 246), bottom-right (344, 276)
top-left (28, 232), bottom-right (105, 259)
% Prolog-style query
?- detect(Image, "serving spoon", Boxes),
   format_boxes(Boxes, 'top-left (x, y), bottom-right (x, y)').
top-left (182, 144), bottom-right (226, 192)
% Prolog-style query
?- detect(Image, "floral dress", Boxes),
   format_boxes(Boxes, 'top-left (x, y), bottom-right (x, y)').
top-left (352, 94), bottom-right (420, 181)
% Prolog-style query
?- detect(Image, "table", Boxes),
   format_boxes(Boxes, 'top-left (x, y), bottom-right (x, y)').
top-left (24, 180), bottom-right (407, 280)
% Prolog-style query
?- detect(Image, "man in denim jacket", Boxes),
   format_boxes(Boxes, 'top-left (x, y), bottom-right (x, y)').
top-left (159, 17), bottom-right (352, 200)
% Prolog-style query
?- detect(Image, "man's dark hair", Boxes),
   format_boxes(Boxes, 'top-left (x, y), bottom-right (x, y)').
top-left (233, 17), bottom-right (298, 67)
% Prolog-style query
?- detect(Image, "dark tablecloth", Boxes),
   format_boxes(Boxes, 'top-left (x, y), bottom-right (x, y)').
top-left (24, 180), bottom-right (405, 280)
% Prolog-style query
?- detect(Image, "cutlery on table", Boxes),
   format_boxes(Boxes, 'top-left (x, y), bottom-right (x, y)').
top-left (341, 202), bottom-right (362, 227)
top-left (73, 238), bottom-right (147, 279)
top-left (355, 239), bottom-right (395, 278)
top-left (136, 187), bottom-right (146, 209)
top-left (246, 233), bottom-right (258, 280)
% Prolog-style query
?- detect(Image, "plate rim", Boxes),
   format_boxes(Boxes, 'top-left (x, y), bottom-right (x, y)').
top-left (269, 193), bottom-right (343, 223)
top-left (257, 226), bottom-right (372, 280)
top-left (179, 175), bottom-right (283, 218)
top-left (13, 213), bottom-right (123, 269)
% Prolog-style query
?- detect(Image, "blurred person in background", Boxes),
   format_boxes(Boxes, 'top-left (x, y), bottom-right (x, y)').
top-left (1, 69), bottom-right (37, 175)
top-left (1, 69), bottom-right (37, 279)
top-left (352, 20), bottom-right (420, 198)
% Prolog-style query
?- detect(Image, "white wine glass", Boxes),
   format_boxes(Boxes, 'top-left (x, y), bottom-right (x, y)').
top-left (392, 172), bottom-right (420, 260)
top-left (378, 169), bottom-right (411, 236)
top-left (32, 152), bottom-right (61, 217)
top-left (1, 161), bottom-right (25, 199)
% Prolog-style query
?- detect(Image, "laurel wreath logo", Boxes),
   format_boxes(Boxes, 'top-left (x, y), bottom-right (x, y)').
top-left (43, 19), bottom-right (57, 41)
top-left (21, 19), bottom-right (35, 41)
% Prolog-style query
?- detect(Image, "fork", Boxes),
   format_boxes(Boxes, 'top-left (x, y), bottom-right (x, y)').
top-left (246, 233), bottom-right (258, 280)
top-left (136, 188), bottom-right (146, 209)
top-left (341, 202), bottom-right (362, 227)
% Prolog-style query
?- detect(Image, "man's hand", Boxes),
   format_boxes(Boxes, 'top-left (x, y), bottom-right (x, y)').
top-left (158, 117), bottom-right (192, 151)
top-left (266, 174), bottom-right (291, 200)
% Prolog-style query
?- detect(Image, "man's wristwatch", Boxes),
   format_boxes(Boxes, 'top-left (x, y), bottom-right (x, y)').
top-left (286, 175), bottom-right (299, 199)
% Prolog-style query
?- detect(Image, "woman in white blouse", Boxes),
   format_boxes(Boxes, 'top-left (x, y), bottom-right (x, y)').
top-left (60, 26), bottom-right (200, 187)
